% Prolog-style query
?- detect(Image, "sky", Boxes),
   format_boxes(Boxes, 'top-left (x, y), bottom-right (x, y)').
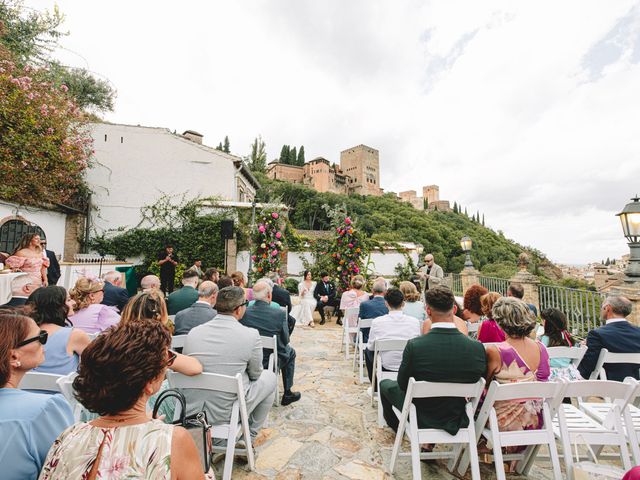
top-left (24, 0), bottom-right (640, 265)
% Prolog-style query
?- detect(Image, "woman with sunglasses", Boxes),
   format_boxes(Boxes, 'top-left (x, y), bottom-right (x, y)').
top-left (39, 319), bottom-right (204, 480)
top-left (0, 312), bottom-right (74, 480)
top-left (26, 286), bottom-right (91, 376)
top-left (68, 276), bottom-right (120, 334)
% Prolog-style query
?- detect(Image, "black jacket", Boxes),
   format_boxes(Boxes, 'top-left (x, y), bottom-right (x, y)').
top-left (240, 300), bottom-right (293, 367)
top-left (102, 281), bottom-right (130, 312)
top-left (45, 250), bottom-right (61, 286)
top-left (272, 285), bottom-right (295, 334)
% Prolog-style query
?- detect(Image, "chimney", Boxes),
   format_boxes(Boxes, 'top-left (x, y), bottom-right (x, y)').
top-left (182, 130), bottom-right (203, 145)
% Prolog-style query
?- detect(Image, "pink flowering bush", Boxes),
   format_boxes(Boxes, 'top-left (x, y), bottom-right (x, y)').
top-left (330, 216), bottom-right (368, 293)
top-left (251, 208), bottom-right (287, 278)
top-left (0, 59), bottom-right (93, 208)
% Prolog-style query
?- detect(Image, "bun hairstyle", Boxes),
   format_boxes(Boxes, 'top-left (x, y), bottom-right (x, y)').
top-left (69, 277), bottom-right (104, 310)
top-left (120, 291), bottom-right (173, 333)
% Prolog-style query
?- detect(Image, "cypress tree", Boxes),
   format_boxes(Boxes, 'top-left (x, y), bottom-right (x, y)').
top-left (464, 207), bottom-right (468, 216)
top-left (223, 136), bottom-right (230, 153)
top-left (279, 145), bottom-right (290, 163)
top-left (297, 145), bottom-right (305, 165)
top-left (216, 142), bottom-right (223, 151)
top-left (289, 146), bottom-right (297, 165)
top-left (482, 214), bottom-right (485, 226)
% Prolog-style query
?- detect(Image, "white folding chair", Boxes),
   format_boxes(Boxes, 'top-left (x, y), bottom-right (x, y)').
top-left (390, 377), bottom-right (486, 480)
top-left (589, 348), bottom-right (640, 380)
top-left (167, 371), bottom-right (255, 480)
top-left (88, 332), bottom-right (100, 341)
top-left (19, 371), bottom-right (63, 393)
top-left (353, 317), bottom-right (373, 383)
top-left (279, 305), bottom-right (288, 315)
top-left (171, 334), bottom-right (187, 350)
top-left (551, 379), bottom-right (635, 478)
top-left (547, 345), bottom-right (587, 368)
top-left (370, 338), bottom-right (408, 426)
top-left (459, 380), bottom-right (564, 480)
top-left (56, 371), bottom-right (82, 421)
top-left (340, 307), bottom-right (359, 359)
top-left (260, 335), bottom-right (279, 405)
top-left (466, 321), bottom-right (480, 337)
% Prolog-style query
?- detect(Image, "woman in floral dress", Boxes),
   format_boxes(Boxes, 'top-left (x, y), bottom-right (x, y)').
top-left (6, 233), bottom-right (49, 286)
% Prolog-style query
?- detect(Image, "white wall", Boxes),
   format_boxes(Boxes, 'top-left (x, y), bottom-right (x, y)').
top-left (287, 251), bottom-right (314, 275)
top-left (88, 123), bottom-right (242, 234)
top-left (369, 251), bottom-right (419, 276)
top-left (0, 202), bottom-right (67, 255)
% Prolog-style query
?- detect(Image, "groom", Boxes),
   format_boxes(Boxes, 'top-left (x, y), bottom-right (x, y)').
top-left (313, 272), bottom-right (338, 325)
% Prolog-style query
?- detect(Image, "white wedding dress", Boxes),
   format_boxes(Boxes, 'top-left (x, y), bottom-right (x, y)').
top-left (291, 280), bottom-right (317, 325)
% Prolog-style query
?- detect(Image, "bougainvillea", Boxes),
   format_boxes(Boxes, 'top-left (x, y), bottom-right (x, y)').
top-left (0, 59), bottom-right (93, 208)
top-left (251, 209), bottom-right (287, 279)
top-left (330, 216), bottom-right (368, 293)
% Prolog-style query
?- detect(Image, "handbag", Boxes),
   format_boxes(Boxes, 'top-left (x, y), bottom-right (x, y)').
top-left (572, 435), bottom-right (627, 479)
top-left (153, 388), bottom-right (213, 473)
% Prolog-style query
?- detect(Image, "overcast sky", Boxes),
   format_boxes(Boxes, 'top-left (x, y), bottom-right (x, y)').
top-left (25, 0), bottom-right (640, 265)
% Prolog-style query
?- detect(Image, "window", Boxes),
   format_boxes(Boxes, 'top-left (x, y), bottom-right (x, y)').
top-left (0, 219), bottom-right (46, 254)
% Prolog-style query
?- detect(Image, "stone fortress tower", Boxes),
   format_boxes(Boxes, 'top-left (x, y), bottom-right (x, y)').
top-left (339, 145), bottom-right (382, 196)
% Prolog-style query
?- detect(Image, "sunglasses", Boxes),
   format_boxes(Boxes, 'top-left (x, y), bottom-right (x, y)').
top-left (17, 330), bottom-right (48, 348)
top-left (165, 350), bottom-right (177, 368)
top-left (235, 300), bottom-right (249, 310)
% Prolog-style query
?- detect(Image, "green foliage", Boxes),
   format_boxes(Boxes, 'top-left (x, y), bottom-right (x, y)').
top-left (392, 254), bottom-right (418, 287)
top-left (289, 146), bottom-right (297, 165)
top-left (148, 261), bottom-right (187, 288)
top-left (223, 135), bottom-right (230, 153)
top-left (279, 145), bottom-right (290, 163)
top-left (43, 63), bottom-right (115, 112)
top-left (325, 207), bottom-right (368, 293)
top-left (283, 277), bottom-right (299, 295)
top-left (89, 195), bottom-right (231, 275)
top-left (277, 144), bottom-right (305, 166)
top-left (248, 135), bottom-right (267, 173)
top-left (0, 59), bottom-right (93, 208)
top-left (559, 277), bottom-right (596, 291)
top-left (250, 207), bottom-right (287, 280)
top-left (480, 261), bottom-right (518, 279)
top-left (297, 145), bottom-right (305, 165)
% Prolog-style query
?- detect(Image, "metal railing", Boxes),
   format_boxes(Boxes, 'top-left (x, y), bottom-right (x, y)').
top-left (444, 273), bottom-right (463, 296)
top-left (538, 284), bottom-right (605, 338)
top-left (478, 275), bottom-right (510, 295)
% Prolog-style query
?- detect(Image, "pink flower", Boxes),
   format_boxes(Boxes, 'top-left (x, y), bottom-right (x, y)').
top-left (275, 232), bottom-right (282, 239)
top-left (345, 217), bottom-right (352, 225)
top-left (258, 225), bottom-right (266, 233)
top-left (251, 255), bottom-right (257, 261)
top-left (348, 243), bottom-right (353, 248)
top-left (272, 250), bottom-right (278, 256)
top-left (354, 267), bottom-right (360, 273)
top-left (336, 227), bottom-right (341, 232)
top-left (60, 84), bottom-right (69, 92)
top-left (271, 212), bottom-right (279, 219)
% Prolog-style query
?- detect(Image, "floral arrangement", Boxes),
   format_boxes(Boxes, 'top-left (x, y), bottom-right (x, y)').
top-left (331, 216), bottom-right (367, 292)
top-left (0, 60), bottom-right (93, 208)
top-left (251, 210), bottom-right (286, 278)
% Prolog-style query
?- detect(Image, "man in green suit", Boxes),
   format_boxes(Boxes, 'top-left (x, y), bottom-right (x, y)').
top-left (380, 286), bottom-right (487, 435)
top-left (167, 270), bottom-right (200, 315)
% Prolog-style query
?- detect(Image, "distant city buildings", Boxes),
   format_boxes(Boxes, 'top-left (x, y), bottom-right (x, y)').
top-left (398, 186), bottom-right (451, 212)
top-left (559, 254), bottom-right (630, 292)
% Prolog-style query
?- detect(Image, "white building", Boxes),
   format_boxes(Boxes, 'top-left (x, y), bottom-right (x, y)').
top-left (88, 123), bottom-right (259, 234)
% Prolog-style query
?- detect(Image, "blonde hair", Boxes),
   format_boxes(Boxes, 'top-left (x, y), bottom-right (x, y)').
top-left (399, 281), bottom-right (421, 302)
top-left (70, 277), bottom-right (105, 310)
top-left (480, 292), bottom-right (502, 317)
top-left (350, 275), bottom-right (365, 290)
top-left (120, 291), bottom-right (173, 334)
top-left (231, 271), bottom-right (246, 287)
top-left (492, 297), bottom-right (536, 338)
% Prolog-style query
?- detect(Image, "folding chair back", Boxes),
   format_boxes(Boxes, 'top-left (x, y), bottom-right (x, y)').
top-left (19, 371), bottom-right (63, 393)
top-left (547, 346), bottom-right (586, 367)
top-left (390, 377), bottom-right (486, 480)
top-left (167, 371), bottom-right (255, 480)
top-left (371, 339), bottom-right (408, 425)
top-left (463, 380), bottom-right (564, 480)
top-left (467, 321), bottom-right (480, 336)
top-left (554, 379), bottom-right (635, 477)
top-left (279, 305), bottom-right (287, 315)
top-left (88, 332), bottom-right (100, 341)
top-left (55, 372), bottom-right (82, 421)
top-left (341, 307), bottom-right (360, 359)
top-left (171, 334), bottom-right (187, 349)
top-left (260, 334), bottom-right (279, 404)
top-left (353, 317), bottom-right (373, 383)
top-left (591, 348), bottom-right (640, 380)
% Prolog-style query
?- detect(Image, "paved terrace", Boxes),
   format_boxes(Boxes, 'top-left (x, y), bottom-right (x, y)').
top-left (219, 319), bottom-right (562, 480)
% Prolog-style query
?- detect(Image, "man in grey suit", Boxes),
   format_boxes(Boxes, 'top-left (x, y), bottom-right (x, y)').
top-left (241, 281), bottom-right (301, 406)
top-left (418, 253), bottom-right (444, 291)
top-left (174, 281), bottom-right (218, 335)
top-left (183, 286), bottom-right (277, 439)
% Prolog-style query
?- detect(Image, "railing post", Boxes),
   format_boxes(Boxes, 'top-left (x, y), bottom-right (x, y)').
top-left (608, 282), bottom-right (640, 327)
top-left (460, 267), bottom-right (480, 296)
top-left (510, 253), bottom-right (540, 314)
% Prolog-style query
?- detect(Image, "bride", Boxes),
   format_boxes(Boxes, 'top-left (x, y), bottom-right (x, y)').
top-left (291, 270), bottom-right (317, 327)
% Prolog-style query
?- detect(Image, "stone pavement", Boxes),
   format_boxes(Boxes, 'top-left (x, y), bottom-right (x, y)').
top-left (220, 320), bottom-right (560, 479)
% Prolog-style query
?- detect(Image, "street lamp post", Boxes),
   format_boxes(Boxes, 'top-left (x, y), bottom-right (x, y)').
top-left (247, 198), bottom-right (257, 287)
top-left (460, 235), bottom-right (474, 269)
top-left (617, 196), bottom-right (640, 281)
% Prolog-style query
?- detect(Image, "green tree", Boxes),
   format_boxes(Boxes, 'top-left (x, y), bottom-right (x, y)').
top-left (248, 135), bottom-right (267, 173)
top-left (482, 214), bottom-right (485, 226)
top-left (453, 201), bottom-right (458, 213)
top-left (279, 145), bottom-right (290, 163)
top-left (223, 135), bottom-right (230, 153)
top-left (216, 142), bottom-right (223, 151)
top-left (297, 145), bottom-right (305, 165)
top-left (423, 198), bottom-right (428, 209)
top-left (289, 146), bottom-right (297, 165)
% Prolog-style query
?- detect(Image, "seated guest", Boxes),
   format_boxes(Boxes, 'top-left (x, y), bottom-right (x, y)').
top-left (167, 270), bottom-right (199, 315)
top-left (241, 281), bottom-right (301, 405)
top-left (231, 271), bottom-right (253, 301)
top-left (140, 274), bottom-right (161, 293)
top-left (174, 281), bottom-right (218, 335)
top-left (398, 281), bottom-right (426, 322)
top-left (39, 320), bottom-right (204, 479)
top-left (119, 292), bottom-right (202, 375)
top-left (340, 275), bottom-right (370, 321)
top-left (203, 267), bottom-right (219, 284)
top-left (461, 284), bottom-right (488, 324)
top-left (422, 296), bottom-right (469, 335)
top-left (313, 272), bottom-right (339, 325)
top-left (578, 295), bottom-right (640, 381)
top-left (540, 308), bottom-right (582, 380)
top-left (217, 276), bottom-right (233, 289)
top-left (183, 286), bottom-right (276, 440)
top-left (267, 272), bottom-right (296, 335)
top-left (507, 282), bottom-right (538, 317)
top-left (69, 277), bottom-right (120, 334)
top-left (0, 312), bottom-right (74, 480)
top-left (365, 288), bottom-right (421, 381)
top-left (358, 277), bottom-right (389, 344)
top-left (189, 259), bottom-right (204, 279)
top-left (26, 286), bottom-right (90, 375)
top-left (0, 273), bottom-right (39, 307)
top-left (101, 271), bottom-right (130, 312)
top-left (380, 287), bottom-right (487, 434)
top-left (485, 297), bottom-right (550, 436)
top-left (247, 277), bottom-right (281, 309)
top-left (477, 292), bottom-right (505, 343)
